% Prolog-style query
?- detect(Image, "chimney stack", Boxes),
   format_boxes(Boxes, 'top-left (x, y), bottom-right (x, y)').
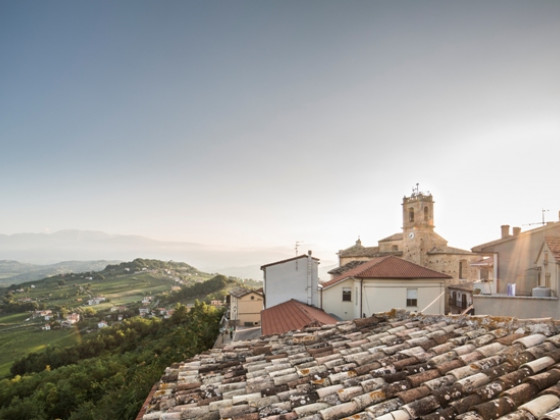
top-left (501, 225), bottom-right (510, 239)
top-left (512, 227), bottom-right (521, 237)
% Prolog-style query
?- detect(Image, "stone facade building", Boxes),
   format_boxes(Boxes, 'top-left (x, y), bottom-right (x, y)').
top-left (336, 188), bottom-right (480, 286)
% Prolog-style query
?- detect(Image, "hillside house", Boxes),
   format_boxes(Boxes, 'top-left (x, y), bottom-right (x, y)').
top-left (260, 251), bottom-right (320, 309)
top-left (229, 288), bottom-right (263, 327)
top-left (88, 297), bottom-right (106, 306)
top-left (321, 255), bottom-right (451, 320)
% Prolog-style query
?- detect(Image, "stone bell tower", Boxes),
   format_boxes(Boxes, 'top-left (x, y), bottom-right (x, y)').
top-left (402, 184), bottom-right (439, 265)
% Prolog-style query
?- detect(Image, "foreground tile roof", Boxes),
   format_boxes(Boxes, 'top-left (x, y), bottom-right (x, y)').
top-left (140, 310), bottom-right (560, 420)
top-left (261, 300), bottom-right (338, 336)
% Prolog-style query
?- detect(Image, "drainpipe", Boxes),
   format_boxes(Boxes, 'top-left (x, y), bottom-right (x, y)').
top-left (360, 278), bottom-right (364, 318)
top-left (307, 251), bottom-right (313, 305)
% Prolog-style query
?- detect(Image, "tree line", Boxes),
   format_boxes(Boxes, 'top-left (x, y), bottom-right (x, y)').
top-left (0, 301), bottom-right (223, 420)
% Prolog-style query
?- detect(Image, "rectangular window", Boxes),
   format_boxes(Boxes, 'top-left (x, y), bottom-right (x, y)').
top-left (406, 288), bottom-right (418, 307)
top-left (342, 288), bottom-right (351, 302)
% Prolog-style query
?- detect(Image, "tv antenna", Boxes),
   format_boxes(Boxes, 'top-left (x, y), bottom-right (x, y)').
top-left (295, 241), bottom-right (304, 256)
top-left (523, 209), bottom-right (550, 227)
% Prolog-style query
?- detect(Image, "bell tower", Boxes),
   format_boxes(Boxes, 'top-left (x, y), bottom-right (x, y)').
top-left (402, 183), bottom-right (434, 234)
top-left (402, 184), bottom-right (436, 265)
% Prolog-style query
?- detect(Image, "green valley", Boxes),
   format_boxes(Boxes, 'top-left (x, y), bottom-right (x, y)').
top-left (0, 258), bottom-right (259, 419)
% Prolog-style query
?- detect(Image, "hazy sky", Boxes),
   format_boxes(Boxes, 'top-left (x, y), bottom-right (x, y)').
top-left (2, 1), bottom-right (560, 265)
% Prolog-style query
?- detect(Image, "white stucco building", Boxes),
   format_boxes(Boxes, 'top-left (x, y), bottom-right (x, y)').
top-left (321, 255), bottom-right (451, 320)
top-left (260, 251), bottom-right (320, 309)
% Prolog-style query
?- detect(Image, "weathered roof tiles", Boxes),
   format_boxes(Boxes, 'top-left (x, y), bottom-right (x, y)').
top-left (140, 310), bottom-right (560, 420)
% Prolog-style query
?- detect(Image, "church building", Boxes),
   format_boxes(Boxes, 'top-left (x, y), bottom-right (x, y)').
top-left (335, 186), bottom-right (480, 290)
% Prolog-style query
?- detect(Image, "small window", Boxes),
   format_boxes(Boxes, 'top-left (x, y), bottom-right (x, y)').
top-left (406, 288), bottom-right (418, 307)
top-left (409, 208), bottom-right (415, 222)
top-left (424, 206), bottom-right (429, 221)
top-left (342, 288), bottom-right (351, 302)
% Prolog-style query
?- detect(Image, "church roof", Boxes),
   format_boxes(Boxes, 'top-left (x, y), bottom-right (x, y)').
top-left (261, 299), bottom-right (338, 336)
top-left (337, 238), bottom-right (401, 259)
top-left (427, 245), bottom-right (474, 256)
top-left (327, 260), bottom-right (367, 275)
top-left (337, 238), bottom-right (380, 258)
top-left (379, 233), bottom-right (403, 242)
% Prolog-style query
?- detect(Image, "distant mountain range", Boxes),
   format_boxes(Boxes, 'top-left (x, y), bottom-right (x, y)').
top-left (0, 230), bottom-right (305, 281)
top-left (0, 259), bottom-right (120, 286)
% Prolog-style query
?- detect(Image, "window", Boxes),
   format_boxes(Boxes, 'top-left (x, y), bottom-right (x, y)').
top-left (424, 206), bottom-right (429, 221)
top-left (409, 208), bottom-right (415, 222)
top-left (406, 288), bottom-right (418, 307)
top-left (342, 288), bottom-right (351, 302)
top-left (459, 261), bottom-right (464, 279)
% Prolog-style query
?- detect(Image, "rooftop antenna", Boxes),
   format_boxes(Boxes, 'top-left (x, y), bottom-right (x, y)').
top-left (523, 209), bottom-right (550, 227)
top-left (295, 241), bottom-right (303, 256)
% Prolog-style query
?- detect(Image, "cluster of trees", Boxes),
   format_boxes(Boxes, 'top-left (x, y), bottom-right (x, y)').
top-left (162, 274), bottom-right (234, 304)
top-left (0, 301), bottom-right (223, 420)
top-left (1, 291), bottom-right (41, 313)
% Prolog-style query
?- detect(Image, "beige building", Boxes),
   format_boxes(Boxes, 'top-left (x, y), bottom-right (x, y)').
top-left (535, 236), bottom-right (560, 293)
top-left (229, 288), bottom-right (263, 327)
top-left (321, 256), bottom-right (450, 320)
top-left (337, 188), bottom-right (480, 286)
top-left (472, 220), bottom-right (560, 296)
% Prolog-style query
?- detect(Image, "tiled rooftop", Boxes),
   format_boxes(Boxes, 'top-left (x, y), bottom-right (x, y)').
top-left (140, 310), bottom-right (560, 419)
top-left (261, 299), bottom-right (338, 336)
top-left (322, 256), bottom-right (451, 289)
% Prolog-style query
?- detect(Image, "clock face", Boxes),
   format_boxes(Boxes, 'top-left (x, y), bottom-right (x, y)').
top-left (408, 232), bottom-right (415, 239)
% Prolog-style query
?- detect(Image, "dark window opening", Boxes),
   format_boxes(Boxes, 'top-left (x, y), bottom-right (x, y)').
top-left (406, 288), bottom-right (418, 307)
top-left (342, 288), bottom-right (351, 302)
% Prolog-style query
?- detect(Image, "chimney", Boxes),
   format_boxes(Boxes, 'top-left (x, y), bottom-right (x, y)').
top-left (501, 225), bottom-right (510, 239)
top-left (512, 227), bottom-right (521, 237)
top-left (308, 250), bottom-right (312, 256)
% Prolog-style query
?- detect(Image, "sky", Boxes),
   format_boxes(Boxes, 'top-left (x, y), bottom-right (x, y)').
top-left (1, 1), bottom-right (560, 268)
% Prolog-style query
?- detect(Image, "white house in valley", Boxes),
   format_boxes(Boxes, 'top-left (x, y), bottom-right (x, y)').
top-left (321, 255), bottom-right (451, 320)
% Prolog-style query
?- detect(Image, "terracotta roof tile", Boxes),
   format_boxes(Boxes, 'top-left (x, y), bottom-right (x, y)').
top-left (140, 311), bottom-right (560, 420)
top-left (260, 299), bottom-right (337, 336)
top-left (322, 255), bottom-right (451, 289)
